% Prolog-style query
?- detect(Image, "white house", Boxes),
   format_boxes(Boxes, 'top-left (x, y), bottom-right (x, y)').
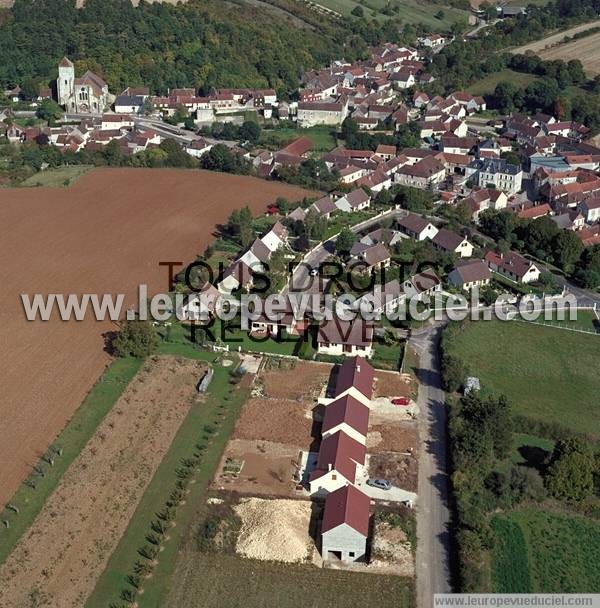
top-left (177, 283), bottom-right (221, 321)
top-left (321, 484), bottom-right (370, 564)
top-left (396, 213), bottom-right (439, 241)
top-left (448, 259), bottom-right (492, 291)
top-left (485, 250), bottom-right (541, 284)
top-left (309, 431), bottom-right (367, 496)
top-left (432, 228), bottom-right (474, 258)
top-left (317, 319), bottom-right (374, 359)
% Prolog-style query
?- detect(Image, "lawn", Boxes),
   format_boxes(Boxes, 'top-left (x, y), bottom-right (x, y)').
top-left (310, 0), bottom-right (470, 30)
top-left (166, 552), bottom-right (414, 608)
top-left (86, 349), bottom-right (250, 607)
top-left (444, 320), bottom-right (600, 437)
top-left (19, 164), bottom-right (93, 187)
top-left (491, 509), bottom-right (600, 593)
top-left (162, 318), bottom-right (302, 357)
top-left (259, 125), bottom-right (338, 152)
top-left (467, 70), bottom-right (538, 96)
top-left (0, 356), bottom-right (142, 566)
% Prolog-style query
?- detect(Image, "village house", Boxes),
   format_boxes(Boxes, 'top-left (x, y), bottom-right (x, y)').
top-left (485, 250), bottom-right (541, 284)
top-left (177, 283), bottom-right (221, 321)
top-left (395, 155), bottom-right (446, 189)
top-left (321, 484), bottom-right (370, 564)
top-left (114, 95), bottom-right (144, 114)
top-left (432, 228), bottom-right (474, 258)
top-left (466, 158), bottom-right (523, 195)
top-left (355, 243), bottom-right (392, 272)
top-left (402, 268), bottom-right (442, 301)
top-left (396, 213), bottom-right (439, 241)
top-left (418, 33), bottom-right (446, 48)
top-left (463, 188), bottom-right (509, 222)
top-left (335, 189), bottom-right (371, 214)
top-left (309, 431), bottom-right (367, 495)
top-left (448, 259), bottom-right (492, 291)
top-left (317, 318), bottom-right (374, 359)
top-left (321, 395), bottom-right (370, 444)
top-left (297, 99), bottom-right (349, 127)
top-left (185, 137), bottom-right (213, 158)
top-left (579, 198), bottom-right (600, 224)
top-left (311, 195), bottom-right (339, 219)
top-left (331, 356), bottom-right (374, 407)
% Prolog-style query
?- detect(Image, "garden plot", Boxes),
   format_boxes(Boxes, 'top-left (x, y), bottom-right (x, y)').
top-left (214, 439), bottom-right (300, 497)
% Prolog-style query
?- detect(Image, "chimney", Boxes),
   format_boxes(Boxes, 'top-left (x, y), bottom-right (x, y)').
top-left (328, 463), bottom-right (332, 472)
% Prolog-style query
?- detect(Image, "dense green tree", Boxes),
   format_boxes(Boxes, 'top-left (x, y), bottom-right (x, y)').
top-left (545, 438), bottom-right (596, 503)
top-left (112, 319), bottom-right (158, 358)
top-left (35, 99), bottom-right (63, 123)
top-left (336, 226), bottom-right (357, 257)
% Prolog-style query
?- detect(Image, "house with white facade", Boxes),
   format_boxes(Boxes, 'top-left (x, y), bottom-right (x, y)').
top-left (485, 250), bottom-right (541, 284)
top-left (309, 431), bottom-right (367, 496)
top-left (317, 319), bottom-right (374, 359)
top-left (396, 213), bottom-right (439, 241)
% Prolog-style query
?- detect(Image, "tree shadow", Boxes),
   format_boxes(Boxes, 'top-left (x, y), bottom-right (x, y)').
top-left (517, 444), bottom-right (551, 472)
top-left (101, 330), bottom-right (118, 356)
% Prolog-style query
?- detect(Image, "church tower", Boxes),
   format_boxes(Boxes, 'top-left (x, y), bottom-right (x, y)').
top-left (57, 57), bottom-right (75, 109)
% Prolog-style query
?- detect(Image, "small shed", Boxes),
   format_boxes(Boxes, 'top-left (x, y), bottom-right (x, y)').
top-left (321, 484), bottom-right (370, 563)
top-left (197, 367), bottom-right (214, 393)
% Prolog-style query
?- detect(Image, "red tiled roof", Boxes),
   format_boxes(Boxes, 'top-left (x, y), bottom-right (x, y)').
top-left (322, 394), bottom-right (370, 437)
top-left (311, 431), bottom-right (366, 484)
top-left (322, 484), bottom-right (370, 537)
top-left (334, 356), bottom-right (374, 401)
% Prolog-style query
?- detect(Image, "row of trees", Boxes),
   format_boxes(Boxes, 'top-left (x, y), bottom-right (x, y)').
top-left (479, 209), bottom-right (600, 287)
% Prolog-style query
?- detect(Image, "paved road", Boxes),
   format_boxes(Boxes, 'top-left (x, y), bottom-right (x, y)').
top-left (285, 207), bottom-right (408, 295)
top-left (410, 324), bottom-right (452, 608)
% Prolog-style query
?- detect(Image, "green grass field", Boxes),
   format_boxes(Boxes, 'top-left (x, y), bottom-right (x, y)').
top-left (309, 0), bottom-right (469, 30)
top-left (86, 348), bottom-right (249, 607)
top-left (166, 552), bottom-right (413, 608)
top-left (0, 357), bottom-right (142, 566)
top-left (467, 70), bottom-right (538, 96)
top-left (259, 125), bottom-right (338, 152)
top-left (19, 164), bottom-right (92, 187)
top-left (491, 510), bottom-right (600, 593)
top-left (444, 320), bottom-right (600, 437)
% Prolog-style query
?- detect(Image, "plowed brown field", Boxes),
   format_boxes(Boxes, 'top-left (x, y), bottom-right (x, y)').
top-left (0, 167), bottom-right (314, 509)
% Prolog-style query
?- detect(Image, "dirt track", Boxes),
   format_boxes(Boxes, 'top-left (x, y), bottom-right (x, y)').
top-left (0, 356), bottom-right (203, 608)
top-left (0, 168), bottom-right (314, 509)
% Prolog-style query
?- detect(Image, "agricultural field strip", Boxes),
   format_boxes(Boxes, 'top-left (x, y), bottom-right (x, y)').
top-left (0, 356), bottom-right (204, 608)
top-left (510, 19), bottom-right (600, 54)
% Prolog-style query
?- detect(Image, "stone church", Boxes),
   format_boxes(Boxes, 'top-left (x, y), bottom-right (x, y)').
top-left (57, 57), bottom-right (110, 113)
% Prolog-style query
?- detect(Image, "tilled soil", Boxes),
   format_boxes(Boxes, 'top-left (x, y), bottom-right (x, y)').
top-left (0, 167), bottom-right (314, 508)
top-left (0, 356), bottom-right (205, 608)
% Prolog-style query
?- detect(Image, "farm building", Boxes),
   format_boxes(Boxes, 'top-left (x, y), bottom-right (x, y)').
top-left (321, 484), bottom-right (370, 564)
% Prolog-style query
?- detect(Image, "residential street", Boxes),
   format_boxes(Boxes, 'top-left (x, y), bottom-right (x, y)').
top-left (410, 324), bottom-right (452, 608)
top-left (285, 207), bottom-right (408, 295)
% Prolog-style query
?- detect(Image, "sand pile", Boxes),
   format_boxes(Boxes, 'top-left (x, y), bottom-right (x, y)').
top-left (234, 498), bottom-right (313, 563)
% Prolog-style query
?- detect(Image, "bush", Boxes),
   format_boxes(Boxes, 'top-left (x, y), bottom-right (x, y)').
top-left (112, 320), bottom-right (158, 358)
